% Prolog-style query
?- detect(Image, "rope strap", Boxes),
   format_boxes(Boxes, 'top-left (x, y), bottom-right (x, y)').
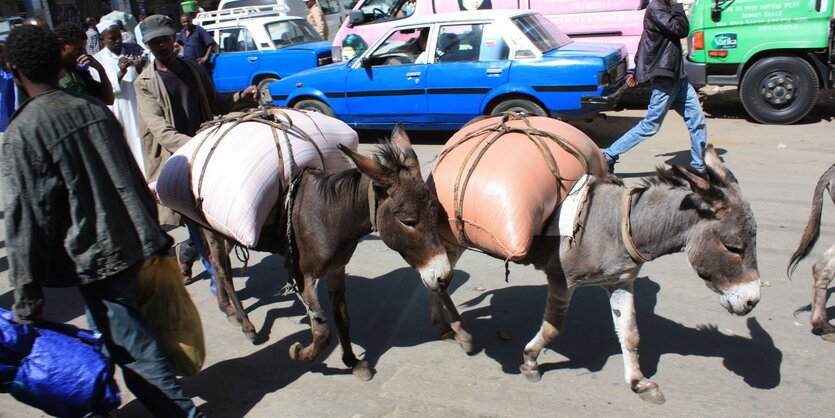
top-left (620, 188), bottom-right (651, 263)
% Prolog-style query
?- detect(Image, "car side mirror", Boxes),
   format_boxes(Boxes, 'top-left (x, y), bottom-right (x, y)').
top-left (348, 10), bottom-right (365, 28)
top-left (360, 56), bottom-right (371, 68)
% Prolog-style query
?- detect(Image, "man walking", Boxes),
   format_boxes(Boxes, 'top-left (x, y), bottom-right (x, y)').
top-left (136, 15), bottom-right (256, 288)
top-left (1, 24), bottom-right (203, 417)
top-left (602, 0), bottom-right (707, 174)
top-left (305, 0), bottom-right (329, 39)
top-left (84, 17), bottom-right (102, 56)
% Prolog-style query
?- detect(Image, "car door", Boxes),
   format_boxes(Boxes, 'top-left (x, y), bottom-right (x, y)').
top-left (212, 27), bottom-right (260, 93)
top-left (344, 26), bottom-right (430, 125)
top-left (425, 22), bottom-right (510, 124)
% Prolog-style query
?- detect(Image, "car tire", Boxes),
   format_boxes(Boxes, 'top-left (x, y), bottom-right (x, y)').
top-left (490, 98), bottom-right (547, 117)
top-left (739, 56), bottom-right (818, 125)
top-left (293, 99), bottom-right (336, 117)
top-left (256, 77), bottom-right (279, 106)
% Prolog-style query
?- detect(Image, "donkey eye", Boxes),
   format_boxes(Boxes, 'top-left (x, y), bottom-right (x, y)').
top-left (399, 218), bottom-right (418, 228)
top-left (723, 243), bottom-right (744, 255)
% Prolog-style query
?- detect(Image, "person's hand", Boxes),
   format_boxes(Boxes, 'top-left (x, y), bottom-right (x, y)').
top-left (626, 72), bottom-right (638, 88)
top-left (240, 85), bottom-right (259, 103)
top-left (78, 54), bottom-right (104, 72)
top-left (132, 55), bottom-right (143, 67)
top-left (118, 56), bottom-right (131, 71)
top-left (197, 56), bottom-right (208, 65)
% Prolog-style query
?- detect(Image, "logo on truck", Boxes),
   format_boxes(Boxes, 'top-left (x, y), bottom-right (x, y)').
top-left (712, 33), bottom-right (738, 49)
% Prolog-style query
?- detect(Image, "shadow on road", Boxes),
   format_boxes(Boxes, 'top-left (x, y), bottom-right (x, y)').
top-left (457, 276), bottom-right (782, 390)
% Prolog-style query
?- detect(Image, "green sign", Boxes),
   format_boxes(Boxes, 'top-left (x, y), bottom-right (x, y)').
top-left (712, 32), bottom-right (738, 49)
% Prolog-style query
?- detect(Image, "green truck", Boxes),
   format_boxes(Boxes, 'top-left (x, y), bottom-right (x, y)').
top-left (685, 0), bottom-right (835, 124)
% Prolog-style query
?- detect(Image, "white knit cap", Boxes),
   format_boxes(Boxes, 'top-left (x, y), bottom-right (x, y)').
top-left (96, 19), bottom-right (120, 34)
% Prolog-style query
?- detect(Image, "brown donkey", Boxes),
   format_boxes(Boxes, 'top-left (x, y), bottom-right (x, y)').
top-left (199, 124), bottom-right (453, 380)
top-left (788, 163), bottom-right (835, 341)
top-left (428, 146), bottom-right (762, 403)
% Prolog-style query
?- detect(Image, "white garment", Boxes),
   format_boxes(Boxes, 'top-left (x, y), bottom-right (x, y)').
top-left (92, 47), bottom-right (146, 177)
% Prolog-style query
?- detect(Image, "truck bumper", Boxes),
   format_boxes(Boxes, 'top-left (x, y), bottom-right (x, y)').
top-left (580, 82), bottom-right (627, 112)
top-left (685, 58), bottom-right (707, 85)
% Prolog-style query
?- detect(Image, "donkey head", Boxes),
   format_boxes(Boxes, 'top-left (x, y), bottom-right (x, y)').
top-left (671, 146), bottom-right (761, 316)
top-left (339, 124), bottom-right (452, 291)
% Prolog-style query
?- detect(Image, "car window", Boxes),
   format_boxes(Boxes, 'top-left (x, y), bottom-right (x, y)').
top-left (266, 20), bottom-right (323, 48)
top-left (218, 28), bottom-right (257, 53)
top-left (511, 14), bottom-right (572, 53)
top-left (368, 26), bottom-right (430, 66)
top-left (435, 23), bottom-right (509, 64)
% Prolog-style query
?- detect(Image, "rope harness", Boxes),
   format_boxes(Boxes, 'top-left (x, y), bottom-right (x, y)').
top-left (620, 187), bottom-right (651, 263)
top-left (435, 112), bottom-right (592, 280)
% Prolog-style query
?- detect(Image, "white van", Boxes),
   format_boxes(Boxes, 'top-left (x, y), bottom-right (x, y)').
top-left (214, 0), bottom-right (347, 39)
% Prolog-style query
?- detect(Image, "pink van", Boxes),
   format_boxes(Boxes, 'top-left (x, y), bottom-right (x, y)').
top-left (333, 0), bottom-right (646, 68)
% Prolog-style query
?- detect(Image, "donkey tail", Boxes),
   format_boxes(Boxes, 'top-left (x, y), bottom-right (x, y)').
top-left (788, 163), bottom-right (835, 277)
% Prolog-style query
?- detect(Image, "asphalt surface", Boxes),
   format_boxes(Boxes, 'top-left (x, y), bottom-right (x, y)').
top-left (1, 87), bottom-right (834, 417)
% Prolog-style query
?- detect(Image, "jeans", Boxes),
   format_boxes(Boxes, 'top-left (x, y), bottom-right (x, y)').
top-left (80, 266), bottom-right (204, 417)
top-left (603, 76), bottom-right (707, 172)
top-left (183, 219), bottom-right (217, 294)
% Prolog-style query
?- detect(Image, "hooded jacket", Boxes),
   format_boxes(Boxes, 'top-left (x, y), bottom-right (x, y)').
top-left (634, 0), bottom-right (689, 84)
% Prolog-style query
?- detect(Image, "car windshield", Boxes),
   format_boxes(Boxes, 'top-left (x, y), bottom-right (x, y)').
top-left (265, 19), bottom-right (323, 48)
top-left (511, 14), bottom-right (572, 53)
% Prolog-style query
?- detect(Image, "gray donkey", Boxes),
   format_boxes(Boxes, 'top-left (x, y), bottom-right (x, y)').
top-left (788, 163), bottom-right (835, 341)
top-left (427, 146), bottom-right (762, 404)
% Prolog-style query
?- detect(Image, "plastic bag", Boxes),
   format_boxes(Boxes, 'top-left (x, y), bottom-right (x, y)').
top-left (0, 308), bottom-right (121, 417)
top-left (136, 255), bottom-right (206, 376)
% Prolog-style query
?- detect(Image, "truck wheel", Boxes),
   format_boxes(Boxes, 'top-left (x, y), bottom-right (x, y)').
top-left (490, 99), bottom-right (547, 117)
top-left (294, 99), bottom-right (336, 117)
top-left (739, 56), bottom-right (819, 124)
top-left (256, 77), bottom-right (279, 106)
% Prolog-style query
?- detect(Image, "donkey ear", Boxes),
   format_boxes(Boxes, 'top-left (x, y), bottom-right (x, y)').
top-left (338, 144), bottom-right (391, 184)
top-left (672, 165), bottom-right (727, 211)
top-left (703, 145), bottom-right (737, 185)
top-left (390, 122), bottom-right (420, 170)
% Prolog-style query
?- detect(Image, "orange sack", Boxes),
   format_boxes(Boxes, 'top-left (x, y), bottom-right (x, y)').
top-left (428, 114), bottom-right (608, 261)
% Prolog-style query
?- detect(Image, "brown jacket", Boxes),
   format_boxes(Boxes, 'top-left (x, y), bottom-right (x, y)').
top-left (135, 58), bottom-right (248, 224)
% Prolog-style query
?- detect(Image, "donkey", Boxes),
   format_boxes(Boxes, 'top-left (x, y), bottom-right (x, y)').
top-left (428, 146), bottom-right (762, 403)
top-left (199, 124), bottom-right (453, 380)
top-left (788, 163), bottom-right (835, 341)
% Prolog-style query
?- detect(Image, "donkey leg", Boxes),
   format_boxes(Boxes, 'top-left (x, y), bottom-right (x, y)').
top-left (325, 267), bottom-right (373, 381)
top-left (436, 290), bottom-right (473, 353)
top-left (289, 276), bottom-right (331, 363)
top-left (203, 229), bottom-right (258, 341)
top-left (520, 275), bottom-right (572, 382)
top-left (810, 245), bottom-right (835, 341)
top-left (607, 281), bottom-right (665, 404)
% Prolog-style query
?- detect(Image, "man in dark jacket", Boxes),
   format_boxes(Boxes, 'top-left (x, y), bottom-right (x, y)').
top-left (602, 0), bottom-right (707, 174)
top-left (1, 25), bottom-right (203, 417)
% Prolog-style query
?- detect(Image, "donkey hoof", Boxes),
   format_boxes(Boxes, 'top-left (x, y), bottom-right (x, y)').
top-left (519, 365), bottom-right (542, 383)
top-left (288, 342), bottom-right (303, 361)
top-left (242, 328), bottom-right (257, 342)
top-left (634, 379), bottom-right (666, 404)
top-left (352, 360), bottom-right (374, 381)
top-left (820, 332), bottom-right (835, 343)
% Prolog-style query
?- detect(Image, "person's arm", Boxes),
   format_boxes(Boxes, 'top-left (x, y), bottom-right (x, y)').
top-left (197, 27), bottom-right (216, 65)
top-left (193, 63), bottom-right (257, 114)
top-left (78, 55), bottom-right (116, 105)
top-left (135, 77), bottom-right (193, 153)
top-left (1, 135), bottom-right (49, 324)
top-left (647, 2), bottom-right (689, 39)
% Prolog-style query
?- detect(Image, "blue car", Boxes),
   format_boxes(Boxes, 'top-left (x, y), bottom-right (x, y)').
top-left (265, 10), bottom-right (628, 130)
top-left (202, 13), bottom-right (334, 103)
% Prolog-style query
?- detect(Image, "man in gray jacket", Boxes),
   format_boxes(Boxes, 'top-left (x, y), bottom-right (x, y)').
top-left (602, 0), bottom-right (707, 174)
top-left (135, 15), bottom-right (256, 287)
top-left (1, 25), bottom-right (203, 417)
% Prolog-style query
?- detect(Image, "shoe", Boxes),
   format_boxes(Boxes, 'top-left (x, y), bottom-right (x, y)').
top-left (175, 243), bottom-right (197, 285)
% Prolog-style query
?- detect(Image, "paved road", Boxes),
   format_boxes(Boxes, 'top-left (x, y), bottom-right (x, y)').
top-left (1, 89), bottom-right (834, 417)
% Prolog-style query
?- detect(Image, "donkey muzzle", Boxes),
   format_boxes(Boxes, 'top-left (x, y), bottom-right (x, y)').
top-left (418, 253), bottom-right (452, 292)
top-left (718, 280), bottom-right (761, 316)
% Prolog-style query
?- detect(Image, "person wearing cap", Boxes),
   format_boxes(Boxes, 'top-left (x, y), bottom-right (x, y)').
top-left (135, 14), bottom-right (257, 289)
top-left (93, 20), bottom-right (146, 177)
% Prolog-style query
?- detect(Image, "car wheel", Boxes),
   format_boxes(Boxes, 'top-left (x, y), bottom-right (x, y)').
top-left (490, 98), bottom-right (547, 117)
top-left (256, 77), bottom-right (279, 106)
top-left (293, 99), bottom-right (336, 117)
top-left (739, 56), bottom-right (818, 124)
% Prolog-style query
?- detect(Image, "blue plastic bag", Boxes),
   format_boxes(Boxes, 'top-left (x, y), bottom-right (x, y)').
top-left (0, 308), bottom-right (121, 417)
